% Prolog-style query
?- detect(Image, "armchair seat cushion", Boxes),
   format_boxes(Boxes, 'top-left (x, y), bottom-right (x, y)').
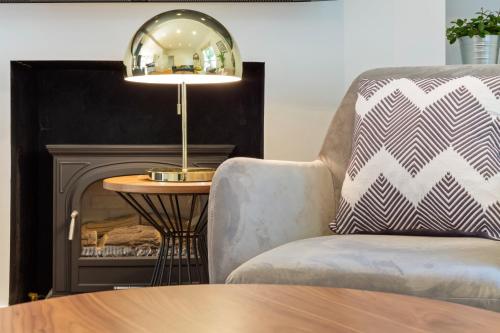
top-left (226, 234), bottom-right (500, 311)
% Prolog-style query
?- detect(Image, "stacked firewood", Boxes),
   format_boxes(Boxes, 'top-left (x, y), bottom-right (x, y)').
top-left (81, 214), bottom-right (161, 257)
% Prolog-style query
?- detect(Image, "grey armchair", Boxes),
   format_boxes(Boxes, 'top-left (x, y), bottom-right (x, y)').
top-left (207, 65), bottom-right (500, 312)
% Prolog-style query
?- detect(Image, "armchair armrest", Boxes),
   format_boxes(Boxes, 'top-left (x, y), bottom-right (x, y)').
top-left (208, 158), bottom-right (335, 283)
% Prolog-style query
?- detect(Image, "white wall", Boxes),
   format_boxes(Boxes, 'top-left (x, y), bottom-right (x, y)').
top-left (343, 0), bottom-right (446, 87)
top-left (0, 2), bottom-right (343, 306)
top-left (0, 1), bottom-right (448, 306)
top-left (446, 0), bottom-right (500, 64)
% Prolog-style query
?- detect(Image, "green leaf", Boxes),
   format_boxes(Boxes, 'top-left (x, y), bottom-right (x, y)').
top-left (446, 9), bottom-right (500, 40)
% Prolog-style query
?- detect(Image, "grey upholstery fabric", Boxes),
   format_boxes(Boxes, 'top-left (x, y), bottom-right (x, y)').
top-left (227, 235), bottom-right (500, 311)
top-left (208, 65), bottom-right (500, 311)
top-left (208, 158), bottom-right (335, 283)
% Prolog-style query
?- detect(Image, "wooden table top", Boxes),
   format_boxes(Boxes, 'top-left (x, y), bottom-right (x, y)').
top-left (103, 175), bottom-right (211, 194)
top-left (1, 285), bottom-right (499, 333)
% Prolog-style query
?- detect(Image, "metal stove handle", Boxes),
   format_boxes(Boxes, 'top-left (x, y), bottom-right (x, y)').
top-left (68, 210), bottom-right (79, 241)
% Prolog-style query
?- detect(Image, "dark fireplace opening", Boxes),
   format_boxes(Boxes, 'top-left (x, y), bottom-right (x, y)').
top-left (10, 61), bottom-right (264, 304)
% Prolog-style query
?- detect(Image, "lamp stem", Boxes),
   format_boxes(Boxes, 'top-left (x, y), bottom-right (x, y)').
top-left (181, 82), bottom-right (188, 172)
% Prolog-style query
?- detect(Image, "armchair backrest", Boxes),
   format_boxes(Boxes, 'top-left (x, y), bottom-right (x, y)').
top-left (319, 64), bottom-right (500, 215)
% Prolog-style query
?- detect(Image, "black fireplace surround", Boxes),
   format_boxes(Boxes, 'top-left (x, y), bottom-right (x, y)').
top-left (10, 61), bottom-right (264, 304)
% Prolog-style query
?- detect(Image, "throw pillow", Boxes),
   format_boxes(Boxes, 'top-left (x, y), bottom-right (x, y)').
top-left (331, 76), bottom-right (500, 239)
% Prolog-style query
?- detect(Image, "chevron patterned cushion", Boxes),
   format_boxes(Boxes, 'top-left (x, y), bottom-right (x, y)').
top-left (331, 76), bottom-right (500, 239)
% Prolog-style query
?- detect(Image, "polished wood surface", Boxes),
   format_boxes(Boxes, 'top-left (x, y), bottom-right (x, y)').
top-left (103, 175), bottom-right (211, 194)
top-left (1, 285), bottom-right (499, 333)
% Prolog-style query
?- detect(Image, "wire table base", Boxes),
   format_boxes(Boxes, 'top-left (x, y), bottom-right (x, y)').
top-left (117, 192), bottom-right (209, 286)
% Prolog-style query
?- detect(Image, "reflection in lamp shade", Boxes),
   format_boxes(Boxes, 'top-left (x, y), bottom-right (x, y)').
top-left (124, 9), bottom-right (243, 85)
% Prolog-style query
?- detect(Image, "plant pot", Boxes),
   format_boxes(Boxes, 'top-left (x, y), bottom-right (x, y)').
top-left (459, 35), bottom-right (500, 64)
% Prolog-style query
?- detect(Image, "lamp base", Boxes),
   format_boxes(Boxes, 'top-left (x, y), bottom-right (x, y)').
top-left (147, 167), bottom-right (215, 182)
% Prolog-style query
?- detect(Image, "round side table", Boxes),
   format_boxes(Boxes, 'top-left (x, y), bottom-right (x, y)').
top-left (103, 175), bottom-right (211, 286)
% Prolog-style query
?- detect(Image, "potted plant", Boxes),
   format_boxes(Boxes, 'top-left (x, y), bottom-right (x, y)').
top-left (217, 51), bottom-right (227, 68)
top-left (447, 8), bottom-right (500, 64)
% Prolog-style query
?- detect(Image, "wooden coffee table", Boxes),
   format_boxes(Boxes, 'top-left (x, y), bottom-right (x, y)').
top-left (1, 285), bottom-right (499, 332)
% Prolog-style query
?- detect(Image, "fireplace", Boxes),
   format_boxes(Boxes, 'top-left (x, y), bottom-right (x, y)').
top-left (10, 61), bottom-right (264, 304)
top-left (49, 145), bottom-right (233, 296)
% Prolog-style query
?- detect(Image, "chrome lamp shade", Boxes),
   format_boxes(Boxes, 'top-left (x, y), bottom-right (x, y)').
top-left (124, 9), bottom-right (242, 84)
top-left (124, 9), bottom-right (242, 182)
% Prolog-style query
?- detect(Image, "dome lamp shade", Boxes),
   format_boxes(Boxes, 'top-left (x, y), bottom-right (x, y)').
top-left (124, 9), bottom-right (242, 85)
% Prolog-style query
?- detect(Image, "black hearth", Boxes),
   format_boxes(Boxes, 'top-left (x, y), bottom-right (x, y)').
top-left (10, 61), bottom-right (264, 304)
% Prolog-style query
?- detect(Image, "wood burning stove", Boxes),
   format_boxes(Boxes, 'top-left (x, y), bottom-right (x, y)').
top-left (48, 144), bottom-right (233, 296)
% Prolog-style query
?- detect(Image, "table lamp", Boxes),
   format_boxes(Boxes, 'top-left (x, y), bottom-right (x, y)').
top-left (124, 9), bottom-right (242, 182)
